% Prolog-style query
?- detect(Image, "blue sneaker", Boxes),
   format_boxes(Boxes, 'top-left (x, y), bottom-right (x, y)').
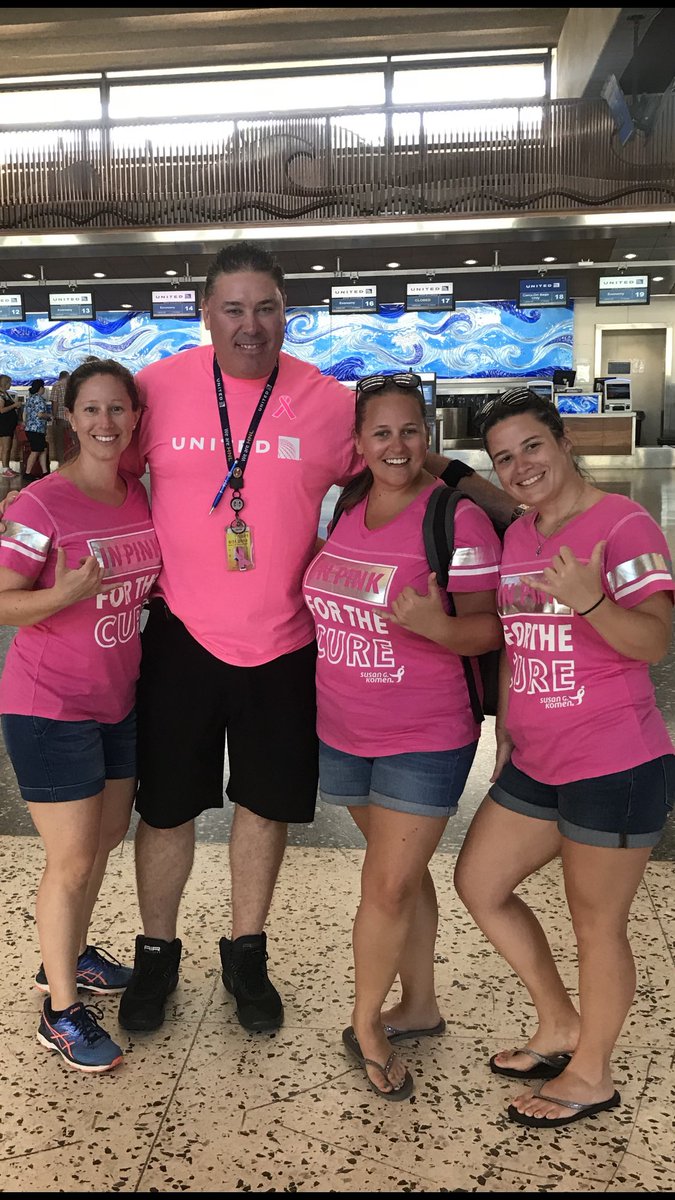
top-left (37, 1001), bottom-right (124, 1073)
top-left (35, 945), bottom-right (133, 995)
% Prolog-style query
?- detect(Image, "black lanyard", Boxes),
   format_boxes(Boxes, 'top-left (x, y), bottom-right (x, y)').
top-left (213, 355), bottom-right (278, 482)
top-left (210, 356), bottom-right (279, 520)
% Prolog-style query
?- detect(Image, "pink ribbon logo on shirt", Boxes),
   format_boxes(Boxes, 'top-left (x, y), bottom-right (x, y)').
top-left (272, 395), bottom-right (296, 420)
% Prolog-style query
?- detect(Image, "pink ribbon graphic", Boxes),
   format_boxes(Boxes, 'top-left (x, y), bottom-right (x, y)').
top-left (272, 395), bottom-right (296, 420)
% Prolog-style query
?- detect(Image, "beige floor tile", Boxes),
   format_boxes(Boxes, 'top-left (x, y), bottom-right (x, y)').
top-left (1, 837), bottom-right (674, 1193)
top-left (606, 1154), bottom-right (675, 1193)
top-left (140, 1116), bottom-right (450, 1193)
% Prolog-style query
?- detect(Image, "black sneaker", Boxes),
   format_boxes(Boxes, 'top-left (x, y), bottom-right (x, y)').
top-left (117, 935), bottom-right (182, 1032)
top-left (219, 932), bottom-right (284, 1032)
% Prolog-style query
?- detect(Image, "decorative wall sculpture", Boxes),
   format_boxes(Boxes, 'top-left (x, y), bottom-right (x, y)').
top-left (284, 302), bottom-right (574, 380)
top-left (0, 311), bottom-right (201, 385)
top-left (0, 301), bottom-right (572, 385)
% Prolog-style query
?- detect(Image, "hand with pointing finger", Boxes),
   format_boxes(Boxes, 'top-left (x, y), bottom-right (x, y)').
top-left (387, 571), bottom-right (447, 639)
top-left (520, 540), bottom-right (607, 614)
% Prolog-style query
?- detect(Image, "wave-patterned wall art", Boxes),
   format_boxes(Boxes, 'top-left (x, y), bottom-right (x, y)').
top-left (0, 302), bottom-right (572, 385)
top-left (0, 311), bottom-right (201, 385)
top-left (284, 302), bottom-right (574, 380)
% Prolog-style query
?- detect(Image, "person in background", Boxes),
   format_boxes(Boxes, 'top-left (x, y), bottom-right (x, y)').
top-left (0, 374), bottom-right (21, 479)
top-left (23, 378), bottom-right (50, 480)
top-left (115, 240), bottom-right (515, 1041)
top-left (302, 373), bottom-right (502, 1099)
top-left (49, 370), bottom-right (71, 465)
top-left (0, 359), bottom-right (161, 1073)
top-left (454, 387), bottom-right (674, 1129)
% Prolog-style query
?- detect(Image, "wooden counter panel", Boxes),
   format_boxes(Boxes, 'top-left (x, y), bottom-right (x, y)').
top-left (563, 416), bottom-right (633, 456)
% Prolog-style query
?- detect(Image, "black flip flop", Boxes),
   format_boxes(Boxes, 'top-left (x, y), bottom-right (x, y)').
top-left (508, 1086), bottom-right (621, 1128)
top-left (490, 1047), bottom-right (572, 1079)
top-left (342, 1026), bottom-right (414, 1101)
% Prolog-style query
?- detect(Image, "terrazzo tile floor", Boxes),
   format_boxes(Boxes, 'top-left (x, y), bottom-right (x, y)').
top-left (0, 468), bottom-right (674, 1193)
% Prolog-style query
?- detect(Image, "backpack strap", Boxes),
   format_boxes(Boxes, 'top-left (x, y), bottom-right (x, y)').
top-left (423, 486), bottom-right (485, 724)
top-left (422, 485), bottom-right (462, 588)
top-left (329, 495), bottom-right (346, 536)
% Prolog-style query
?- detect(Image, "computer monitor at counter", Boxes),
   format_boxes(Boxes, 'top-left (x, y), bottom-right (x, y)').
top-left (554, 391), bottom-right (602, 415)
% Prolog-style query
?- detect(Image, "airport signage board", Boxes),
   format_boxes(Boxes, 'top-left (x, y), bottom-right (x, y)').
top-left (0, 293), bottom-right (24, 322)
top-left (519, 277), bottom-right (568, 308)
top-left (330, 284), bottom-right (378, 314)
top-left (151, 289), bottom-right (198, 318)
top-left (406, 281), bottom-right (454, 312)
top-left (597, 275), bottom-right (649, 306)
top-left (48, 292), bottom-right (96, 321)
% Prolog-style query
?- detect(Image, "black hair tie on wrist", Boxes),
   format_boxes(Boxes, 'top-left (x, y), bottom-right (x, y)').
top-left (577, 595), bottom-right (605, 617)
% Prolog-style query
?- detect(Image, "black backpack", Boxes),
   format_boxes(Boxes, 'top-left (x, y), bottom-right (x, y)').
top-left (330, 486), bottom-right (501, 723)
top-left (421, 486), bottom-right (501, 723)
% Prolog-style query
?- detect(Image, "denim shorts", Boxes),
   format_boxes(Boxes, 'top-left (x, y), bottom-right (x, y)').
top-left (1, 709), bottom-right (137, 803)
top-left (490, 755), bottom-right (675, 849)
top-left (319, 739), bottom-right (478, 819)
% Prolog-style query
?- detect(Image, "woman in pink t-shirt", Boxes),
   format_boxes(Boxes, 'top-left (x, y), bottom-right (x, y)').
top-left (302, 373), bottom-right (502, 1101)
top-left (454, 387), bottom-right (674, 1130)
top-left (0, 360), bottom-right (160, 1075)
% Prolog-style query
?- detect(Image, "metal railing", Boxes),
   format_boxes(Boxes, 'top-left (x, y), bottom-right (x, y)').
top-left (0, 95), bottom-right (673, 230)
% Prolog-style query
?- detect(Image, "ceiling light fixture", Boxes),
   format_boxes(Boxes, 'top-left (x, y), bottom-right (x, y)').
top-left (120, 303), bottom-right (133, 309)
top-left (653, 275), bottom-right (664, 282)
top-left (464, 258), bottom-right (477, 265)
top-left (387, 261), bottom-right (401, 269)
top-left (165, 269), bottom-right (177, 276)
top-left (93, 271), bottom-right (106, 278)
top-left (542, 256), bottom-right (557, 263)
top-left (22, 272), bottom-right (35, 279)
top-left (311, 264), bottom-right (324, 271)
top-left (624, 253), bottom-right (637, 260)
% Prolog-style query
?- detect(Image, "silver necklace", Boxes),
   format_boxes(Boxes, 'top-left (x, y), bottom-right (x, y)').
top-left (534, 488), bottom-right (586, 556)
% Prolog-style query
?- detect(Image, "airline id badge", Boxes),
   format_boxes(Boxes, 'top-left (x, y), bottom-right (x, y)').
top-left (226, 524), bottom-right (255, 571)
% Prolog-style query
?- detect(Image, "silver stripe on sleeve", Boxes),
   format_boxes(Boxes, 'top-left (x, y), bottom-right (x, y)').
top-left (607, 553), bottom-right (672, 593)
top-left (3, 520), bottom-right (51, 554)
top-left (451, 546), bottom-right (496, 567)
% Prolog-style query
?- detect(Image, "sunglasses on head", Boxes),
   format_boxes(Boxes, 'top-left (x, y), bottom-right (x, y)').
top-left (355, 372), bottom-right (422, 399)
top-left (475, 387), bottom-right (561, 427)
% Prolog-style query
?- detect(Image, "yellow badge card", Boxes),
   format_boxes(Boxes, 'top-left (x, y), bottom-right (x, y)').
top-left (226, 527), bottom-right (255, 571)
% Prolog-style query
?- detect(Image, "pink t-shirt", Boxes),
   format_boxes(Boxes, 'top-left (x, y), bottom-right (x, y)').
top-left (130, 346), bottom-right (359, 666)
top-left (499, 492), bottom-right (674, 784)
top-left (302, 483), bottom-right (502, 756)
top-left (0, 472), bottom-right (161, 723)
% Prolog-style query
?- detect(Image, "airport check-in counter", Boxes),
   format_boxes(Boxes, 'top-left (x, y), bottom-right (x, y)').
top-left (435, 379), bottom-right (636, 457)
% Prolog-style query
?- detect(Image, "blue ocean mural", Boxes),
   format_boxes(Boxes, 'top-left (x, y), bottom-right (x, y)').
top-left (0, 301), bottom-right (572, 385)
top-left (0, 311), bottom-right (201, 385)
top-left (284, 302), bottom-right (573, 380)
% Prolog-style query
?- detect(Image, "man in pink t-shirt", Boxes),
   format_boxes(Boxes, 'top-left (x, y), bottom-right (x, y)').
top-left (118, 241), bottom-right (514, 1039)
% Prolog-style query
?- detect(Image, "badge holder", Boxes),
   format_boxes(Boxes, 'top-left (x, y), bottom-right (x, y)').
top-left (225, 491), bottom-right (254, 571)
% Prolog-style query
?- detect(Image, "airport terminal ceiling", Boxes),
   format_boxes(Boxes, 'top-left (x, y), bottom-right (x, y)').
top-left (2, 218), bottom-right (673, 312)
top-left (0, 8), bottom-right (571, 75)
top-left (0, 7), bottom-right (673, 309)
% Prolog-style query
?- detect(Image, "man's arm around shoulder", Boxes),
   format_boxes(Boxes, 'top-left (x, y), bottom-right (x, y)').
top-left (425, 451), bottom-right (515, 528)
